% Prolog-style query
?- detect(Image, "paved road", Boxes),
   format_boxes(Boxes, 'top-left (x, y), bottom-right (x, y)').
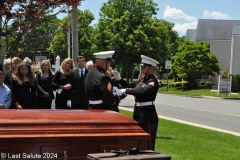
top-left (119, 94), bottom-right (240, 136)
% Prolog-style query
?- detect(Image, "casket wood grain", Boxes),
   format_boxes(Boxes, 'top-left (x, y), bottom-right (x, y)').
top-left (0, 110), bottom-right (149, 160)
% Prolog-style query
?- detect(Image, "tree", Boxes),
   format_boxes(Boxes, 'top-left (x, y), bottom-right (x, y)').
top-left (78, 10), bottom-right (96, 60)
top-left (0, 0), bottom-right (83, 61)
top-left (18, 16), bottom-right (60, 53)
top-left (95, 0), bottom-right (179, 81)
top-left (170, 40), bottom-right (221, 88)
top-left (48, 9), bottom-right (95, 60)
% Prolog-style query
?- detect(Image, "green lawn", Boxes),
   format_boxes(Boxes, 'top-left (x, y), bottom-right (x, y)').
top-left (120, 109), bottom-right (240, 160)
top-left (158, 84), bottom-right (240, 99)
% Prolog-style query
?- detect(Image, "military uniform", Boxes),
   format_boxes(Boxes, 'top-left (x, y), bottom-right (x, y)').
top-left (125, 75), bottom-right (159, 123)
top-left (123, 55), bottom-right (160, 151)
top-left (84, 51), bottom-right (117, 110)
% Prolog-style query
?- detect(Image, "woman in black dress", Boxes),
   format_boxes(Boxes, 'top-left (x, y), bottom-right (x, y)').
top-left (52, 58), bottom-right (73, 109)
top-left (36, 60), bottom-right (55, 109)
top-left (11, 59), bottom-right (37, 109)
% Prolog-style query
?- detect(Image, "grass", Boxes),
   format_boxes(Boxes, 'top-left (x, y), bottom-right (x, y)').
top-left (158, 84), bottom-right (240, 99)
top-left (120, 109), bottom-right (240, 160)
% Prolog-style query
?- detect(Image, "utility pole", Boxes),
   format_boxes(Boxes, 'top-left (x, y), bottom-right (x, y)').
top-left (67, 6), bottom-right (71, 58)
top-left (72, 6), bottom-right (78, 66)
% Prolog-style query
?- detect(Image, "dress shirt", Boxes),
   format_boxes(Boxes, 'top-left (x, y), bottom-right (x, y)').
top-left (0, 84), bottom-right (12, 109)
top-left (79, 68), bottom-right (85, 77)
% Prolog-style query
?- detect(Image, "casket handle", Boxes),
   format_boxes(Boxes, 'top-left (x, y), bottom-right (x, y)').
top-left (64, 151), bottom-right (67, 160)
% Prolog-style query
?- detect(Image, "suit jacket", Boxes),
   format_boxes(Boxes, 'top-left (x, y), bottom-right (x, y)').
top-left (68, 68), bottom-right (88, 109)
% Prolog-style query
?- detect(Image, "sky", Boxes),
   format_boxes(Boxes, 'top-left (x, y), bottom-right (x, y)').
top-left (67, 0), bottom-right (240, 36)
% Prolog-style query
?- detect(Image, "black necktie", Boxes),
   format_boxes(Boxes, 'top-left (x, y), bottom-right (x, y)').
top-left (81, 70), bottom-right (84, 78)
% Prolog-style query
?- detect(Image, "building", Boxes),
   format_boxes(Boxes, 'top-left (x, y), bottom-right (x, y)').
top-left (185, 19), bottom-right (240, 85)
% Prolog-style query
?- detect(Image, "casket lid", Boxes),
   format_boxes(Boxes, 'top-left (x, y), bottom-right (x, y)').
top-left (0, 110), bottom-right (149, 138)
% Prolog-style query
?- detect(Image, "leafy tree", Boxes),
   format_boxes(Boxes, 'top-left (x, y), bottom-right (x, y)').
top-left (170, 40), bottom-right (221, 88)
top-left (21, 16), bottom-right (60, 52)
top-left (48, 18), bottom-right (69, 60)
top-left (95, 0), bottom-right (179, 80)
top-left (0, 0), bottom-right (83, 61)
top-left (2, 16), bottom-right (60, 59)
top-left (78, 10), bottom-right (96, 60)
top-left (48, 9), bottom-right (95, 60)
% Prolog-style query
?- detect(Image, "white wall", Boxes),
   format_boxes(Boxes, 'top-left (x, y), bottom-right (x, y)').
top-left (232, 35), bottom-right (240, 74)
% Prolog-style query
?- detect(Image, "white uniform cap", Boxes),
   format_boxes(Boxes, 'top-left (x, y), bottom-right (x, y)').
top-left (93, 51), bottom-right (115, 62)
top-left (139, 55), bottom-right (159, 66)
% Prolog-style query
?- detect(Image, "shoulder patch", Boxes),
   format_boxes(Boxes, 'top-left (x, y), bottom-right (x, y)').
top-left (107, 81), bottom-right (112, 92)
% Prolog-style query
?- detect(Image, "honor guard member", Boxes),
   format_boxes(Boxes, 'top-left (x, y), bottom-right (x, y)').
top-left (84, 51), bottom-right (117, 109)
top-left (121, 55), bottom-right (159, 151)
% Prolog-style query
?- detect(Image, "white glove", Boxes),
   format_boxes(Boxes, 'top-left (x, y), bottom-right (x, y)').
top-left (67, 100), bottom-right (72, 108)
top-left (113, 87), bottom-right (123, 96)
top-left (120, 89), bottom-right (126, 92)
top-left (112, 92), bottom-right (117, 97)
top-left (113, 70), bottom-right (121, 80)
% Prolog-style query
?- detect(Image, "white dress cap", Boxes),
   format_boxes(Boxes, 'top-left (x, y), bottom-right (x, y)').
top-left (140, 55), bottom-right (159, 66)
top-left (93, 51), bottom-right (115, 61)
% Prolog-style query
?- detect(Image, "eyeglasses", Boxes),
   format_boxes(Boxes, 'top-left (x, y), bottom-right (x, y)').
top-left (78, 61), bottom-right (85, 63)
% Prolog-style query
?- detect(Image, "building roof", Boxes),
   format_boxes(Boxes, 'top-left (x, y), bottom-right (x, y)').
top-left (195, 19), bottom-right (240, 40)
top-left (232, 26), bottom-right (240, 35)
top-left (185, 29), bottom-right (197, 41)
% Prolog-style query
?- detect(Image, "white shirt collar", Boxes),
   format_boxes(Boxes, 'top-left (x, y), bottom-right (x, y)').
top-left (79, 68), bottom-right (85, 72)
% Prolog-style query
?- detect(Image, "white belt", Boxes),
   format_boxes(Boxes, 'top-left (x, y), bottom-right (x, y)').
top-left (89, 100), bottom-right (103, 104)
top-left (135, 101), bottom-right (155, 106)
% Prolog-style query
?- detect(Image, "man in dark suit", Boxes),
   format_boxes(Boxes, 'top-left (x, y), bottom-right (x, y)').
top-left (67, 56), bottom-right (89, 109)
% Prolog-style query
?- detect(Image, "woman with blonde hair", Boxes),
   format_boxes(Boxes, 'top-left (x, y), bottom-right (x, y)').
top-left (36, 60), bottom-right (55, 109)
top-left (4, 57), bottom-right (22, 87)
top-left (11, 58), bottom-right (37, 109)
top-left (52, 58), bottom-right (73, 109)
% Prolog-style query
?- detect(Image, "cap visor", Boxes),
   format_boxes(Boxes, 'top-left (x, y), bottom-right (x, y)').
top-left (107, 58), bottom-right (115, 63)
top-left (139, 63), bottom-right (151, 66)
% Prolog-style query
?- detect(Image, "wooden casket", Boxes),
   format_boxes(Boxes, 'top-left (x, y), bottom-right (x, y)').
top-left (0, 110), bottom-right (149, 160)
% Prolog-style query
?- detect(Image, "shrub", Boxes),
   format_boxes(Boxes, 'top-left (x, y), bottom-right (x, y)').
top-left (170, 81), bottom-right (189, 87)
top-left (182, 81), bottom-right (188, 86)
top-left (200, 81), bottom-right (205, 85)
top-left (205, 81), bottom-right (212, 86)
top-left (174, 82), bottom-right (182, 87)
top-left (231, 74), bottom-right (240, 92)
